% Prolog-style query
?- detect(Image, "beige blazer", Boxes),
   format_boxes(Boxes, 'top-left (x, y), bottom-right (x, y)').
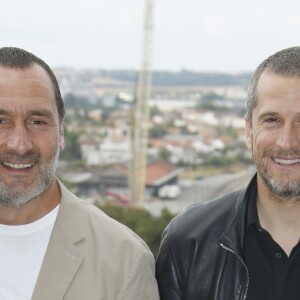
top-left (31, 180), bottom-right (160, 300)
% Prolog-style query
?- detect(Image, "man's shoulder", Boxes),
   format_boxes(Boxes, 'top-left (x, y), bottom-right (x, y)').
top-left (58, 181), bottom-right (150, 253)
top-left (167, 189), bottom-right (244, 242)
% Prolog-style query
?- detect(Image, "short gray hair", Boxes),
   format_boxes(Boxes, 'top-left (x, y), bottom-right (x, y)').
top-left (245, 46), bottom-right (300, 124)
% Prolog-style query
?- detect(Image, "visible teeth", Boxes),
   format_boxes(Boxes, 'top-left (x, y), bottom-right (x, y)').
top-left (3, 162), bottom-right (33, 169)
top-left (274, 158), bottom-right (300, 164)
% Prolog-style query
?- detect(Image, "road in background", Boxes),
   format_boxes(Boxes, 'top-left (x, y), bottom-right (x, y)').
top-left (144, 167), bottom-right (255, 216)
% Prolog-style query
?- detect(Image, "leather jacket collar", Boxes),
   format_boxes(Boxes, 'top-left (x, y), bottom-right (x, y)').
top-left (220, 174), bottom-right (257, 257)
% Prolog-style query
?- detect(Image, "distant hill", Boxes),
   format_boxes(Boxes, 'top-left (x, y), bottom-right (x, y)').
top-left (97, 69), bottom-right (251, 86)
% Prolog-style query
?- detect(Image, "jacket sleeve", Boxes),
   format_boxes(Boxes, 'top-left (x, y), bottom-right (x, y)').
top-left (118, 248), bottom-right (160, 300)
top-left (156, 221), bottom-right (183, 300)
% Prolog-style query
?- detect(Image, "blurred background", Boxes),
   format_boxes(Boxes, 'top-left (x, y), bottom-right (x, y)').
top-left (3, 0), bottom-right (300, 255)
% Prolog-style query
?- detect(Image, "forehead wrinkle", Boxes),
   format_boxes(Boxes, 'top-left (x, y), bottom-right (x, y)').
top-left (0, 83), bottom-right (54, 98)
top-left (0, 68), bottom-right (55, 98)
top-left (258, 111), bottom-right (280, 118)
top-left (27, 109), bottom-right (55, 119)
top-left (0, 107), bottom-right (53, 116)
top-left (0, 99), bottom-right (58, 121)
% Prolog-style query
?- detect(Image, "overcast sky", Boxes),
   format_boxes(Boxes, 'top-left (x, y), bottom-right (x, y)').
top-left (2, 0), bottom-right (300, 72)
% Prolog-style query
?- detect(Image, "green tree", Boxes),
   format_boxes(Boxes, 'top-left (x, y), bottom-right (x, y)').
top-left (60, 128), bottom-right (82, 160)
top-left (98, 205), bottom-right (175, 257)
top-left (150, 106), bottom-right (160, 117)
top-left (202, 91), bottom-right (224, 101)
top-left (149, 124), bottom-right (168, 138)
top-left (159, 147), bottom-right (171, 162)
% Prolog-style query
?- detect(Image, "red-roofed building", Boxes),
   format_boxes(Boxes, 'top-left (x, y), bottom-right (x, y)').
top-left (62, 159), bottom-right (181, 202)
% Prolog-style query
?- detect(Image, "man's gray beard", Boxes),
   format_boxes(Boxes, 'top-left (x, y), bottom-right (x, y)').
top-left (0, 148), bottom-right (59, 208)
top-left (260, 173), bottom-right (300, 202)
top-left (258, 165), bottom-right (300, 203)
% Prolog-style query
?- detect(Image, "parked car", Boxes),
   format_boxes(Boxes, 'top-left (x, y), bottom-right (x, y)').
top-left (194, 174), bottom-right (205, 180)
top-left (158, 185), bottom-right (181, 199)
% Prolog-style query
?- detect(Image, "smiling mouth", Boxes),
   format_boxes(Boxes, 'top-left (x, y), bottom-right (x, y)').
top-left (273, 158), bottom-right (300, 165)
top-left (2, 162), bottom-right (34, 169)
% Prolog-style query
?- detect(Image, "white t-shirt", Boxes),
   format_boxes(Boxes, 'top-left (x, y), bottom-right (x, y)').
top-left (0, 205), bottom-right (59, 300)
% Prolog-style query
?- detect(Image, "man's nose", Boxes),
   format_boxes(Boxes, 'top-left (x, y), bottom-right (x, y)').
top-left (276, 124), bottom-right (300, 150)
top-left (6, 125), bottom-right (33, 155)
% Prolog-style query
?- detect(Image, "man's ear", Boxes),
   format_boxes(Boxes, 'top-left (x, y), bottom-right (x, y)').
top-left (245, 119), bottom-right (252, 151)
top-left (59, 116), bottom-right (65, 151)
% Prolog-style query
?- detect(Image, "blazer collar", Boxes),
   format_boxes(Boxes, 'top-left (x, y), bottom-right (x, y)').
top-left (32, 179), bottom-right (86, 300)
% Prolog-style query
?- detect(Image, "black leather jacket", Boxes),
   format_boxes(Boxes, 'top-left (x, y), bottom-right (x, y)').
top-left (156, 175), bottom-right (257, 300)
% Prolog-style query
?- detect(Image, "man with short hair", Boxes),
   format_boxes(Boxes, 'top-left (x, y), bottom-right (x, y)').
top-left (156, 46), bottom-right (300, 300)
top-left (0, 47), bottom-right (159, 300)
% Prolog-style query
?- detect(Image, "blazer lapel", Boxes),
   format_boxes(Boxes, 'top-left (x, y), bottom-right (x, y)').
top-left (32, 181), bottom-right (86, 300)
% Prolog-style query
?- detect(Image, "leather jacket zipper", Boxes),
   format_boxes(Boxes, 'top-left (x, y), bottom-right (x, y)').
top-left (220, 243), bottom-right (249, 300)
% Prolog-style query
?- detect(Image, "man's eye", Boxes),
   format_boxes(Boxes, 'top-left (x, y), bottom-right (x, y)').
top-left (0, 119), bottom-right (9, 124)
top-left (265, 117), bottom-right (278, 123)
top-left (262, 117), bottom-right (280, 128)
top-left (30, 120), bottom-right (46, 125)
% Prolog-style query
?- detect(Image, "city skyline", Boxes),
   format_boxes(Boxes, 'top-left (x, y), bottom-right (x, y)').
top-left (2, 0), bottom-right (300, 72)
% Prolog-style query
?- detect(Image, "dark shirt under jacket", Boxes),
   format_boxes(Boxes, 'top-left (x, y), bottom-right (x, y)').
top-left (244, 188), bottom-right (300, 300)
